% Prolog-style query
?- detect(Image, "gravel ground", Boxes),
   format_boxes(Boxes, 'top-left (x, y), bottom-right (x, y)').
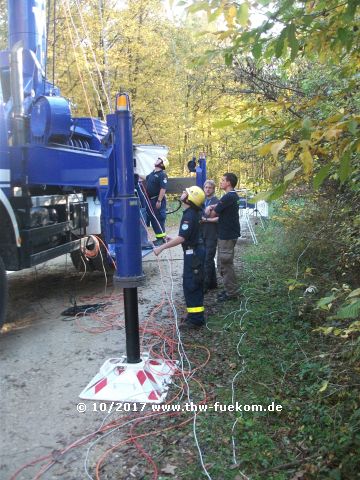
top-left (0, 229), bottom-right (251, 479)
top-left (0, 245), bottom-right (185, 480)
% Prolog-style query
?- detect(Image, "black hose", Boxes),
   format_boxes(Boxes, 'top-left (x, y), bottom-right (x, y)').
top-left (166, 199), bottom-right (182, 215)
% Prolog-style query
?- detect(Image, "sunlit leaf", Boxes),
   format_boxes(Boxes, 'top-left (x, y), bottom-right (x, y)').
top-left (252, 42), bottom-right (262, 59)
top-left (285, 149), bottom-right (296, 161)
top-left (251, 190), bottom-right (272, 202)
top-left (318, 380), bottom-right (329, 393)
top-left (313, 164), bottom-right (331, 190)
top-left (284, 166), bottom-right (301, 183)
top-left (208, 8), bottom-right (222, 22)
top-left (187, 2), bottom-right (208, 14)
top-left (348, 119), bottom-right (358, 135)
top-left (270, 139), bottom-right (287, 161)
top-left (268, 182), bottom-right (289, 201)
top-left (237, 2), bottom-right (249, 27)
top-left (334, 300), bottom-right (360, 319)
top-left (224, 51), bottom-right (233, 66)
top-left (258, 142), bottom-right (273, 156)
top-left (343, 0), bottom-right (357, 21)
top-left (339, 152), bottom-right (352, 185)
top-left (275, 28), bottom-right (287, 58)
top-left (324, 128), bottom-right (342, 140)
top-left (347, 288), bottom-right (360, 299)
top-left (212, 119), bottom-right (235, 128)
top-left (302, 117), bottom-right (312, 131)
top-left (226, 5), bottom-right (237, 28)
top-left (317, 294), bottom-right (336, 310)
top-left (302, 15), bottom-right (313, 26)
top-left (315, 326), bottom-right (334, 335)
top-left (300, 147), bottom-right (313, 176)
top-left (287, 23), bottom-right (299, 60)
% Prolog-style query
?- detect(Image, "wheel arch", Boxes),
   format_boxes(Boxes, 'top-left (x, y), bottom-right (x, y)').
top-left (0, 188), bottom-right (21, 270)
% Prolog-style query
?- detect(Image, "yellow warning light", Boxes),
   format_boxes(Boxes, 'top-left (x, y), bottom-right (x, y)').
top-left (116, 93), bottom-right (130, 111)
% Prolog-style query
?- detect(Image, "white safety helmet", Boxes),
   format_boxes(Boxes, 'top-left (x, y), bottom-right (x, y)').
top-left (155, 156), bottom-right (169, 169)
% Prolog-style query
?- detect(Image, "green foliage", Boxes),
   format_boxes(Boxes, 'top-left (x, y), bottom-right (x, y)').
top-left (178, 220), bottom-right (360, 479)
top-left (183, 0), bottom-right (359, 193)
top-left (0, 0), bottom-right (7, 50)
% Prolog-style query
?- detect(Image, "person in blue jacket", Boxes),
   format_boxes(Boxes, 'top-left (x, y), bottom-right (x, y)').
top-left (146, 156), bottom-right (169, 246)
top-left (154, 186), bottom-right (206, 329)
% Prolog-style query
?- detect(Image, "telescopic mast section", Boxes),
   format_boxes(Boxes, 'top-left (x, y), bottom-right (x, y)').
top-left (106, 93), bottom-right (144, 364)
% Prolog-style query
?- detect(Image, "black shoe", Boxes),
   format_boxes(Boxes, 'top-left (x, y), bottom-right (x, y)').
top-left (179, 321), bottom-right (204, 330)
top-left (217, 292), bottom-right (238, 303)
top-left (153, 238), bottom-right (166, 247)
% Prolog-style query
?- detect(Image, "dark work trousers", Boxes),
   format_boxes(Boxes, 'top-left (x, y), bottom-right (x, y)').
top-left (203, 237), bottom-right (218, 290)
top-left (147, 197), bottom-right (166, 238)
top-left (183, 246), bottom-right (205, 325)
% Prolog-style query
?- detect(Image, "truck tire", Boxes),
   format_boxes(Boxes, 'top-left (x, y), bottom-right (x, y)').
top-left (0, 256), bottom-right (8, 329)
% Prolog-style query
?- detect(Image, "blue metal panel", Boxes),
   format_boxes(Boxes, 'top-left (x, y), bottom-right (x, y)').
top-left (106, 112), bottom-right (135, 197)
top-left (25, 145), bottom-right (111, 187)
top-left (0, 51), bottom-right (9, 69)
top-left (75, 118), bottom-right (108, 138)
top-left (0, 96), bottom-right (10, 194)
top-left (74, 118), bottom-right (108, 150)
top-left (107, 197), bottom-right (143, 278)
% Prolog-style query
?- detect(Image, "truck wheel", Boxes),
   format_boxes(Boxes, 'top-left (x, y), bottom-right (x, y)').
top-left (0, 256), bottom-right (8, 329)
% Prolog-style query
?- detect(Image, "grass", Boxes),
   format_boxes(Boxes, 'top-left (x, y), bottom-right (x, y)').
top-left (166, 199), bottom-right (184, 228)
top-left (115, 213), bottom-right (359, 480)
top-left (173, 221), bottom-right (360, 479)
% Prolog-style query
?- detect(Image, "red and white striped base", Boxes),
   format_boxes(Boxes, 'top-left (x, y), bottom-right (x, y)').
top-left (79, 353), bottom-right (177, 403)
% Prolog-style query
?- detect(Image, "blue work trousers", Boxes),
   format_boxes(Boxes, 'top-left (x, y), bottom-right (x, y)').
top-left (147, 197), bottom-right (166, 238)
top-left (183, 246), bottom-right (205, 325)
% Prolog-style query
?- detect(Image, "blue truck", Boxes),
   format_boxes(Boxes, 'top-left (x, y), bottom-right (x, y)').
top-left (0, 0), bottom-right (206, 339)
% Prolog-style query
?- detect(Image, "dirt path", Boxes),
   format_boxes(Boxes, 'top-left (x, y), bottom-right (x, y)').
top-left (0, 229), bottom-right (250, 479)
top-left (0, 245), bottom-right (186, 480)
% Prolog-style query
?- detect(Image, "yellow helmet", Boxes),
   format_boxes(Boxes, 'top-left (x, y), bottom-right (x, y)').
top-left (185, 186), bottom-right (205, 207)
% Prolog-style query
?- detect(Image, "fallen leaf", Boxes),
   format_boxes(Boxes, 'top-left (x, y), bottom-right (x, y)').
top-left (161, 464), bottom-right (177, 475)
top-left (318, 380), bottom-right (329, 393)
top-left (290, 470), bottom-right (306, 480)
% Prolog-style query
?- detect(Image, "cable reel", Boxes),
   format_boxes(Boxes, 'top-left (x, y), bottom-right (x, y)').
top-left (80, 235), bottom-right (100, 259)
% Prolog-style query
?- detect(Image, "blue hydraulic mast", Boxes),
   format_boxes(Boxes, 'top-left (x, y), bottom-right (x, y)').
top-left (105, 93), bottom-right (143, 363)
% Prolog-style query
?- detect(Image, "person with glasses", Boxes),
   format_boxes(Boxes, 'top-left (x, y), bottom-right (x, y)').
top-left (201, 179), bottom-right (219, 293)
